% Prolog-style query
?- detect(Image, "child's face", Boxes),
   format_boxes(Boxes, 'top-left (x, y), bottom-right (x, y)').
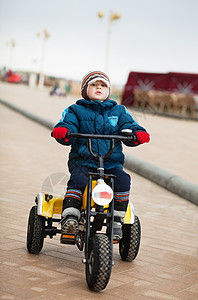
top-left (87, 80), bottom-right (109, 102)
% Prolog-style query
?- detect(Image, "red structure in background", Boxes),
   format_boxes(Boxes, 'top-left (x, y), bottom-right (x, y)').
top-left (4, 70), bottom-right (21, 83)
top-left (121, 71), bottom-right (198, 106)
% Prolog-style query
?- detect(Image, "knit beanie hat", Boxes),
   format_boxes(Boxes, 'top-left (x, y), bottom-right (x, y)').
top-left (81, 71), bottom-right (111, 100)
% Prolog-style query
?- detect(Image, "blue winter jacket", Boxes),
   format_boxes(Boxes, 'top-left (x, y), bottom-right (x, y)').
top-left (54, 99), bottom-right (147, 172)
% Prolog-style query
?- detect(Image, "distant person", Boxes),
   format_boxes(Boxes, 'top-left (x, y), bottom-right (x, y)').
top-left (50, 80), bottom-right (65, 96)
top-left (52, 71), bottom-right (150, 240)
top-left (64, 80), bottom-right (71, 96)
top-left (7, 69), bottom-right (13, 76)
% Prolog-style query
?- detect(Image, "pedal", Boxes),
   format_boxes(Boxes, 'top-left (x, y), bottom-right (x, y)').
top-left (60, 234), bottom-right (76, 245)
top-left (113, 240), bottom-right (119, 244)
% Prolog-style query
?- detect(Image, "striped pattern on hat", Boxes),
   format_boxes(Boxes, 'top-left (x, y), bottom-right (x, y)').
top-left (81, 71), bottom-right (111, 100)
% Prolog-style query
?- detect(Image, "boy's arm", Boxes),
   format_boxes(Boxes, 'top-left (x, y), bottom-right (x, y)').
top-left (119, 106), bottom-right (150, 147)
top-left (53, 106), bottom-right (79, 145)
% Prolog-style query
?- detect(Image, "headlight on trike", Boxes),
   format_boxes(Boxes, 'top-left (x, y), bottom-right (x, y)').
top-left (92, 183), bottom-right (113, 206)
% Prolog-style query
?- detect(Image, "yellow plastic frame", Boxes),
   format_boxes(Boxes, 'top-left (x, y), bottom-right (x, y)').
top-left (37, 182), bottom-right (134, 224)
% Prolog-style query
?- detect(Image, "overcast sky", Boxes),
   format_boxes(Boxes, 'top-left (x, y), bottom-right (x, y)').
top-left (0, 0), bottom-right (197, 86)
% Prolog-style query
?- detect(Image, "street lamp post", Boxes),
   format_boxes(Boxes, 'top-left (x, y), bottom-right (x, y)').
top-left (37, 29), bottom-right (51, 89)
top-left (98, 11), bottom-right (121, 73)
top-left (6, 39), bottom-right (16, 70)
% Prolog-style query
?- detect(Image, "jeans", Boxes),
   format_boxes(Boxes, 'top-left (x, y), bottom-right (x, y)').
top-left (67, 166), bottom-right (131, 192)
top-left (63, 166), bottom-right (131, 213)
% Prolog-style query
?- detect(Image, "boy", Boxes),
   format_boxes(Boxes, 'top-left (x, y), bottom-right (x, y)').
top-left (52, 71), bottom-right (150, 240)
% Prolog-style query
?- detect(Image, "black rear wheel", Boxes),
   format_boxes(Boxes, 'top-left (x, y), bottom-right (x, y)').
top-left (119, 216), bottom-right (141, 261)
top-left (27, 206), bottom-right (45, 254)
top-left (86, 234), bottom-right (112, 292)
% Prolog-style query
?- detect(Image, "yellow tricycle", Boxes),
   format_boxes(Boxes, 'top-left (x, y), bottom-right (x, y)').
top-left (26, 131), bottom-right (141, 292)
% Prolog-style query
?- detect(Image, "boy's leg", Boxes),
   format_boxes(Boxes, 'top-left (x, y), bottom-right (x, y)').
top-left (106, 168), bottom-right (131, 240)
top-left (61, 166), bottom-right (88, 234)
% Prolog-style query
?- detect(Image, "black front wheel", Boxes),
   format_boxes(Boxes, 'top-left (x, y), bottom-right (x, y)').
top-left (86, 234), bottom-right (112, 292)
top-left (27, 206), bottom-right (45, 254)
top-left (119, 216), bottom-right (141, 262)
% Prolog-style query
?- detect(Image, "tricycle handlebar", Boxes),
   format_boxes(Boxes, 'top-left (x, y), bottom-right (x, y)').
top-left (51, 131), bottom-right (137, 142)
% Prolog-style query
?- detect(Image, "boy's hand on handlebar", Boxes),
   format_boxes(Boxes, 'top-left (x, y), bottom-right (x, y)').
top-left (52, 127), bottom-right (69, 142)
top-left (134, 131), bottom-right (150, 145)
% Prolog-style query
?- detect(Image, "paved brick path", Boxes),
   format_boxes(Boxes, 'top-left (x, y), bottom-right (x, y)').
top-left (0, 83), bottom-right (198, 299)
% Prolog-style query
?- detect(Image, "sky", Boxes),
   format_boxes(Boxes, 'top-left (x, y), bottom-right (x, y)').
top-left (0, 0), bottom-right (198, 86)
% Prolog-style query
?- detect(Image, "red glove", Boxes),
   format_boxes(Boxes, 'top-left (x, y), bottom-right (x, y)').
top-left (134, 131), bottom-right (150, 144)
top-left (52, 127), bottom-right (69, 142)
